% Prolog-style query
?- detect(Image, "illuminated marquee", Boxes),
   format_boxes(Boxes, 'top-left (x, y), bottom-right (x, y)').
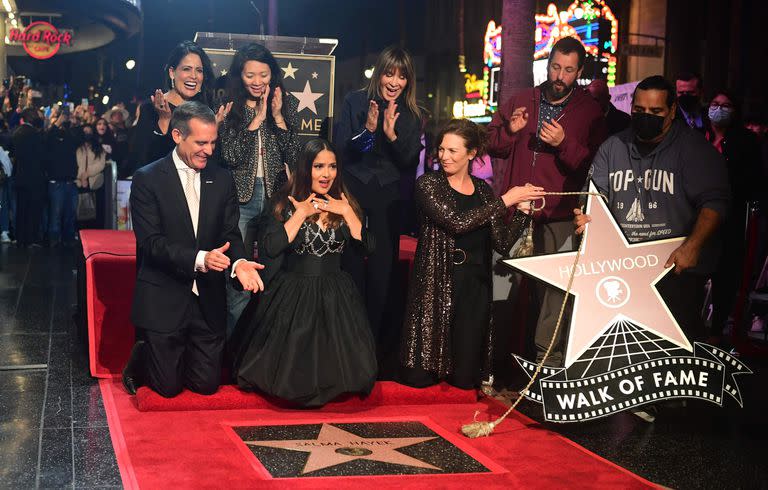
top-left (483, 20), bottom-right (502, 68)
top-left (534, 0), bottom-right (619, 86)
top-left (482, 21), bottom-right (502, 110)
top-left (464, 73), bottom-right (487, 100)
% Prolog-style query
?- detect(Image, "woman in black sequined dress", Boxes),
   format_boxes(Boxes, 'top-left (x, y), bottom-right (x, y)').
top-left (234, 139), bottom-right (377, 407)
top-left (400, 120), bottom-right (545, 390)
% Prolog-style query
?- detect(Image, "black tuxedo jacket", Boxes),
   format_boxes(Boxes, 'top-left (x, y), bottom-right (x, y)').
top-left (130, 154), bottom-right (246, 334)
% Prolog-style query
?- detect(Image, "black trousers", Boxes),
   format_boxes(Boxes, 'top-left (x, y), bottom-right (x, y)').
top-left (142, 294), bottom-right (224, 398)
top-left (710, 222), bottom-right (746, 336)
top-left (656, 270), bottom-right (708, 343)
top-left (15, 189), bottom-right (44, 246)
top-left (342, 179), bottom-right (402, 345)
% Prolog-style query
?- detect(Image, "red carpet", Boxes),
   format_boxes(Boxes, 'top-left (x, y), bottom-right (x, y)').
top-left (81, 233), bottom-right (420, 379)
top-left (101, 380), bottom-right (658, 489)
top-left (136, 381), bottom-right (476, 411)
top-left (80, 230), bottom-right (137, 378)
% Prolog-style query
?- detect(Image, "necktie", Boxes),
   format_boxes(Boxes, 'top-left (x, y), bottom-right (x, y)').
top-left (183, 168), bottom-right (199, 237)
top-left (183, 168), bottom-right (200, 296)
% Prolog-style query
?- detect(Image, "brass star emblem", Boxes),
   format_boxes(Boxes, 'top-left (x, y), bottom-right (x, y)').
top-left (245, 423), bottom-right (440, 474)
top-left (290, 80), bottom-right (324, 114)
top-left (281, 62), bottom-right (298, 79)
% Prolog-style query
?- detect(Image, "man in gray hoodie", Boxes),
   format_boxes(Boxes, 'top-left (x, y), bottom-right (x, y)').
top-left (575, 75), bottom-right (730, 342)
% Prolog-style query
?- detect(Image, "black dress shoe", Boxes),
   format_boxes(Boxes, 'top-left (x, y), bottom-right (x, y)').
top-left (122, 341), bottom-right (145, 395)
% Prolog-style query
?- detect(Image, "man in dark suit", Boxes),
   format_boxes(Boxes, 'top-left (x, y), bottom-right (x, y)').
top-left (127, 101), bottom-right (264, 398)
top-left (586, 78), bottom-right (631, 137)
top-left (11, 108), bottom-right (46, 248)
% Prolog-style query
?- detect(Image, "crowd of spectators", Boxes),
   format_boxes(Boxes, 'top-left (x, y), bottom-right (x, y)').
top-left (0, 77), bottom-right (139, 248)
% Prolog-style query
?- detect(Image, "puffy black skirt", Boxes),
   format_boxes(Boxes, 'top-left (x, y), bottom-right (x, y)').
top-left (234, 265), bottom-right (377, 407)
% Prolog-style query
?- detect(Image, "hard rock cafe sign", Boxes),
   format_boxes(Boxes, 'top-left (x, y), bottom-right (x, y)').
top-left (9, 21), bottom-right (73, 60)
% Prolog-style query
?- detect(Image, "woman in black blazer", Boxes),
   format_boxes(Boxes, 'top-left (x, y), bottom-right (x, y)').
top-left (336, 46), bottom-right (423, 358)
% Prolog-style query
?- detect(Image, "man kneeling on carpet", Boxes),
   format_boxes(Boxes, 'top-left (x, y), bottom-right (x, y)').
top-left (124, 101), bottom-right (265, 398)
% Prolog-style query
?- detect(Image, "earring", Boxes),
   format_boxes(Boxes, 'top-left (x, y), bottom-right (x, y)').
top-left (171, 78), bottom-right (175, 89)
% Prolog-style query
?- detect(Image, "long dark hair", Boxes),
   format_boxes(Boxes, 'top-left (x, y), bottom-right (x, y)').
top-left (163, 40), bottom-right (216, 106)
top-left (94, 117), bottom-right (115, 145)
top-left (225, 43), bottom-right (284, 128)
top-left (274, 138), bottom-right (362, 229)
top-left (83, 130), bottom-right (105, 159)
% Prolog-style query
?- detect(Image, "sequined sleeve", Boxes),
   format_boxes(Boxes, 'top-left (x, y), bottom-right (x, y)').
top-left (476, 180), bottom-right (530, 255)
top-left (491, 209), bottom-right (530, 255)
top-left (274, 96), bottom-right (301, 171)
top-left (415, 173), bottom-right (506, 235)
top-left (219, 117), bottom-right (256, 170)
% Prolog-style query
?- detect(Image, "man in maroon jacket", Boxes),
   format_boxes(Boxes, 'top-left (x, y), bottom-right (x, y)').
top-left (487, 37), bottom-right (607, 366)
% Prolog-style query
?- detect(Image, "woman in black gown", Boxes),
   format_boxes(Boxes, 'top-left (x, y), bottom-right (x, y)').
top-left (235, 139), bottom-right (377, 407)
top-left (400, 119), bottom-right (544, 390)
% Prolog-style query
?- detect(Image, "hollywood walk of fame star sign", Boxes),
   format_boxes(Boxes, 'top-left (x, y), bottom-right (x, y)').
top-left (505, 182), bottom-right (688, 368)
top-left (228, 420), bottom-right (504, 478)
top-left (502, 182), bottom-right (752, 422)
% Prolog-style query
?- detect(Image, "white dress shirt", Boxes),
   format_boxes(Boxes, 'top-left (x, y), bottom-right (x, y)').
top-left (172, 149), bottom-right (245, 294)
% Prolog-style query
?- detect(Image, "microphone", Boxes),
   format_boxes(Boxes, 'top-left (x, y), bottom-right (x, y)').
top-left (248, 1), bottom-right (265, 36)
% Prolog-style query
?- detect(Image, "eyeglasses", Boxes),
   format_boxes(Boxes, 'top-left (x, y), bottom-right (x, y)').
top-left (709, 103), bottom-right (734, 109)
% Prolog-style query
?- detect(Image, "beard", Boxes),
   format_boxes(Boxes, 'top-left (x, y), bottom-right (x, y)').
top-left (546, 79), bottom-right (574, 100)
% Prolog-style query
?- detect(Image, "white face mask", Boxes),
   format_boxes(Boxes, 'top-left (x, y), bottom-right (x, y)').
top-left (708, 106), bottom-right (733, 126)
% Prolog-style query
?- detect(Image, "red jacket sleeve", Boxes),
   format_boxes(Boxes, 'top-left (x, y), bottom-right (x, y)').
top-left (487, 95), bottom-right (521, 159)
top-left (557, 107), bottom-right (608, 172)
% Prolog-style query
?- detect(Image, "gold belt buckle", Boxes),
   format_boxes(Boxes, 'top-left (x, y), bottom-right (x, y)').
top-left (452, 248), bottom-right (467, 265)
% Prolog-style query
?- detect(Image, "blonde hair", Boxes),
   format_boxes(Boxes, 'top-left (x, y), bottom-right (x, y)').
top-left (366, 45), bottom-right (421, 118)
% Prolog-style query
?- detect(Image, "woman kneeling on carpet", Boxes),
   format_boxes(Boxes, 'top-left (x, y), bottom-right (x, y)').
top-left (233, 138), bottom-right (377, 407)
top-left (399, 119), bottom-right (544, 390)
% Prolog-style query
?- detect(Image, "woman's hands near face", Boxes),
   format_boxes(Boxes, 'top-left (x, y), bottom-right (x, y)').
top-left (365, 100), bottom-right (379, 133)
top-left (312, 193), bottom-right (352, 218)
top-left (288, 193), bottom-right (321, 219)
top-left (382, 100), bottom-right (399, 141)
top-left (151, 90), bottom-right (172, 120)
top-left (248, 84), bottom-right (271, 131)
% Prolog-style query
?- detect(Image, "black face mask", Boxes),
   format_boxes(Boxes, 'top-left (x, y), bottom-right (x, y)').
top-left (631, 112), bottom-right (666, 141)
top-left (677, 94), bottom-right (699, 113)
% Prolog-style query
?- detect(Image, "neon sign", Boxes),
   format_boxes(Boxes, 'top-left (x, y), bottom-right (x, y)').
top-left (9, 21), bottom-right (74, 60)
top-left (483, 20), bottom-right (502, 68)
top-left (464, 73), bottom-right (487, 100)
top-left (534, 1), bottom-right (619, 86)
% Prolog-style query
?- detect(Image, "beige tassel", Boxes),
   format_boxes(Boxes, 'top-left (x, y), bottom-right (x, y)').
top-left (461, 411), bottom-right (499, 438)
top-left (462, 199), bottom-right (589, 439)
top-left (513, 221), bottom-right (534, 258)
